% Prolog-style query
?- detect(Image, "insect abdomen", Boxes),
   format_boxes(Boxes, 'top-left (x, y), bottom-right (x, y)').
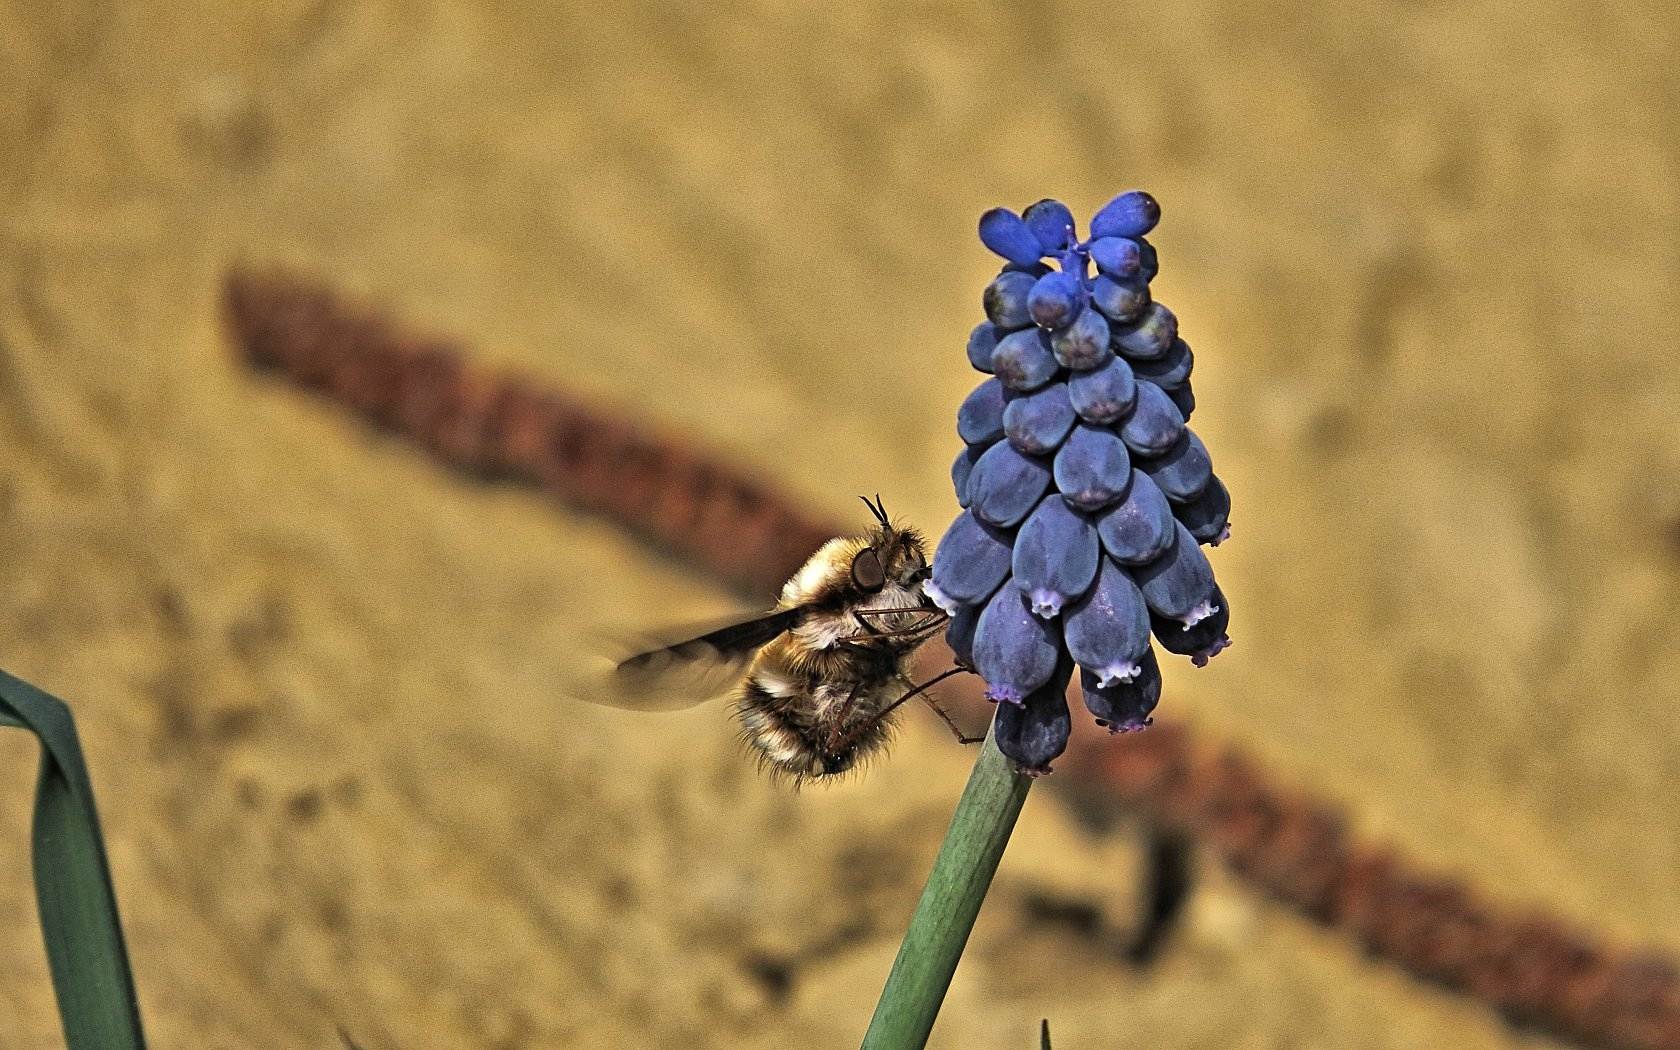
top-left (736, 677), bottom-right (825, 779)
top-left (734, 645), bottom-right (898, 780)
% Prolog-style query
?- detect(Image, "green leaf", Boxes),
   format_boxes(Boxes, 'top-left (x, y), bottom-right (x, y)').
top-left (0, 668), bottom-right (147, 1050)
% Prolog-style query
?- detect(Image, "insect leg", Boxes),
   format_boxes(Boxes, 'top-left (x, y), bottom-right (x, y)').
top-left (850, 608), bottom-right (947, 641)
top-left (823, 679), bottom-right (868, 758)
top-left (843, 622), bottom-right (947, 647)
top-left (922, 692), bottom-right (983, 745)
top-left (886, 667), bottom-right (983, 744)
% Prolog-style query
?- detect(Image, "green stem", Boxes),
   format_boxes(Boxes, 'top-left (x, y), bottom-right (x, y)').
top-left (861, 722), bottom-right (1031, 1050)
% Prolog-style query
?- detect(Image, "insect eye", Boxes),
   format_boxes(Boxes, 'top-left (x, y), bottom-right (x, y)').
top-left (851, 548), bottom-right (886, 592)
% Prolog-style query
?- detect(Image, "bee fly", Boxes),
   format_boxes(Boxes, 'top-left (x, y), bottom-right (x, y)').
top-left (608, 496), bottom-right (977, 781)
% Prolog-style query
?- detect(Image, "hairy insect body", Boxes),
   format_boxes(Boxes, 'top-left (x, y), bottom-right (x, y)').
top-left (611, 498), bottom-right (951, 783)
top-left (736, 637), bottom-right (900, 779)
top-left (735, 536), bottom-right (930, 779)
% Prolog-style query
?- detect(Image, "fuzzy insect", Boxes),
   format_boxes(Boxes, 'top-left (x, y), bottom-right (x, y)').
top-left (609, 497), bottom-right (975, 781)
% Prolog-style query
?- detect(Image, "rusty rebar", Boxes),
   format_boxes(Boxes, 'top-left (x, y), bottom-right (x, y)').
top-left (224, 269), bottom-right (835, 597)
top-left (222, 268), bottom-right (1680, 1050)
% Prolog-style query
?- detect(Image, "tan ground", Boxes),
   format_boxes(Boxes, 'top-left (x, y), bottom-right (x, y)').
top-left (3, 2), bottom-right (1679, 1047)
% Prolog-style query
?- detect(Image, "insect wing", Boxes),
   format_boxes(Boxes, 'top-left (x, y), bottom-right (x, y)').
top-left (592, 607), bottom-right (805, 711)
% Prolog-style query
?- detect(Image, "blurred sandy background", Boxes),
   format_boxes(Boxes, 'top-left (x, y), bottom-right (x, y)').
top-left (3, 1), bottom-right (1678, 1047)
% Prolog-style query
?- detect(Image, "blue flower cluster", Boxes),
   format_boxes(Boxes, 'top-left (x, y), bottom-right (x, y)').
top-left (929, 192), bottom-right (1232, 776)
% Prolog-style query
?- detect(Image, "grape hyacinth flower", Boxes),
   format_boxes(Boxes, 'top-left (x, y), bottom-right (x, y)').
top-left (866, 194), bottom-right (1234, 1046)
top-left (930, 191), bottom-right (1232, 776)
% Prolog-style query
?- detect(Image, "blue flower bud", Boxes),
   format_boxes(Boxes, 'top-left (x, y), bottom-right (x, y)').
top-left (1049, 307), bottom-right (1112, 371)
top-left (1174, 474), bottom-right (1231, 546)
top-left (951, 444), bottom-right (984, 508)
top-left (966, 322), bottom-right (1000, 374)
top-left (1090, 275), bottom-right (1148, 325)
top-left (1003, 381), bottom-right (1076, 455)
top-left (1151, 584), bottom-right (1230, 666)
top-left (1136, 238), bottom-right (1159, 282)
top-left (1133, 522), bottom-right (1217, 626)
top-left (1090, 191), bottom-right (1161, 240)
top-left (1167, 383), bottom-right (1194, 421)
top-left (979, 208), bottom-right (1048, 267)
top-left (1113, 303), bottom-right (1178, 360)
top-left (1027, 271), bottom-right (1085, 330)
top-left (1054, 424), bottom-right (1131, 511)
top-left (1067, 356), bottom-right (1138, 425)
top-left (1087, 237), bottom-right (1143, 280)
top-left (1064, 559), bottom-right (1152, 687)
top-left (967, 440), bottom-right (1054, 528)
top-left (991, 328), bottom-right (1060, 392)
top-left (945, 601), bottom-right (981, 668)
top-left (956, 377), bottom-right (1007, 446)
top-left (1119, 381), bottom-right (1185, 456)
top-left (1138, 429), bottom-right (1213, 503)
top-left (994, 659), bottom-right (1073, 775)
top-left (1022, 199), bottom-right (1077, 253)
top-left (926, 510), bottom-right (1013, 612)
top-left (983, 270), bottom-right (1037, 330)
top-left (1012, 496), bottom-right (1099, 618)
top-left (1079, 648), bottom-right (1161, 733)
top-left (1095, 469), bottom-right (1175, 565)
top-left (1131, 337), bottom-right (1192, 390)
top-left (973, 583), bottom-right (1062, 704)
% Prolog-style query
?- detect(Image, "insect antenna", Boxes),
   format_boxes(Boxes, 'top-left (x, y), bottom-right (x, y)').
top-left (859, 493), bottom-right (892, 529)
